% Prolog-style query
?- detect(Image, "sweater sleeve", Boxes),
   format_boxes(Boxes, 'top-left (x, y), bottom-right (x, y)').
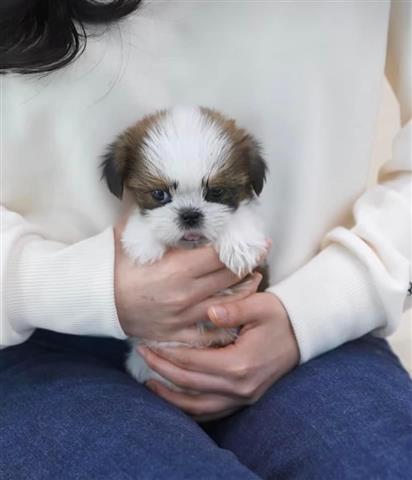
top-left (267, 0), bottom-right (411, 363)
top-left (1, 206), bottom-right (127, 348)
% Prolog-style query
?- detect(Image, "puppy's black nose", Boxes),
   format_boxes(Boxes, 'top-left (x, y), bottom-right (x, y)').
top-left (179, 209), bottom-right (203, 228)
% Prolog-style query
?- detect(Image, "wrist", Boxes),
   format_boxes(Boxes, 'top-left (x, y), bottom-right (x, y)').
top-left (264, 291), bottom-right (300, 367)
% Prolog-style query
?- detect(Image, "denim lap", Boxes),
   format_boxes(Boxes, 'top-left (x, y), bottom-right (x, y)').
top-left (1, 331), bottom-right (411, 480)
top-left (204, 335), bottom-right (412, 480)
top-left (0, 330), bottom-right (257, 480)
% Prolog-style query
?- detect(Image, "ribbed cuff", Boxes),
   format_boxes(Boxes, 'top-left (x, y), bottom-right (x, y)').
top-left (267, 243), bottom-right (386, 363)
top-left (7, 227), bottom-right (127, 341)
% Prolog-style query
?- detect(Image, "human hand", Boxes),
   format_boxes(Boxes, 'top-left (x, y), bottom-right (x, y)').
top-left (138, 292), bottom-right (300, 421)
top-left (113, 219), bottom-right (265, 345)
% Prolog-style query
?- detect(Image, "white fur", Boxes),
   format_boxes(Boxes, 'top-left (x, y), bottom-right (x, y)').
top-left (216, 204), bottom-right (267, 276)
top-left (141, 106), bottom-right (233, 189)
top-left (122, 201), bottom-right (266, 273)
top-left (122, 106), bottom-right (267, 386)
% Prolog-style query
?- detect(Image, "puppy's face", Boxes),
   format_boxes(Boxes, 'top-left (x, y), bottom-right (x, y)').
top-left (102, 106), bottom-right (267, 246)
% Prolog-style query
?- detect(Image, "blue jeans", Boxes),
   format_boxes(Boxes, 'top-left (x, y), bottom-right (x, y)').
top-left (0, 330), bottom-right (411, 479)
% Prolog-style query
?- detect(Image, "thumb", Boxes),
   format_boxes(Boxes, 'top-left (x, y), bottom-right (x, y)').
top-left (208, 295), bottom-right (256, 328)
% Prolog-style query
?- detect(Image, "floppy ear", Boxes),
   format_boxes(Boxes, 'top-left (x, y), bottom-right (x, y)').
top-left (246, 136), bottom-right (267, 196)
top-left (101, 136), bottom-right (131, 199)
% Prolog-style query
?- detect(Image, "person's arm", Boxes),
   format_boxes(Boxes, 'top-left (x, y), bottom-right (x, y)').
top-left (268, 0), bottom-right (411, 362)
top-left (1, 206), bottom-right (126, 347)
top-left (1, 206), bottom-right (260, 349)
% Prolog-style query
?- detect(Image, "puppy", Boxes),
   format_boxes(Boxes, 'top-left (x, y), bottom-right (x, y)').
top-left (102, 105), bottom-right (269, 385)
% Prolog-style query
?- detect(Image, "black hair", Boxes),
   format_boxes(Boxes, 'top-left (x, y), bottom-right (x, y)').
top-left (0, 0), bottom-right (142, 74)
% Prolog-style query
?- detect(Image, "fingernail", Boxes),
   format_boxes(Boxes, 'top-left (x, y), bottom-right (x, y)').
top-left (209, 305), bottom-right (228, 323)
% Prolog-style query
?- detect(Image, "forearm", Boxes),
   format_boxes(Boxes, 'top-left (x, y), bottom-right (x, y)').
top-left (1, 207), bottom-right (126, 348)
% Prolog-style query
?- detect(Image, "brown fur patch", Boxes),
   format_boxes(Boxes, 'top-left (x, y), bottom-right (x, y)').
top-left (107, 110), bottom-right (176, 210)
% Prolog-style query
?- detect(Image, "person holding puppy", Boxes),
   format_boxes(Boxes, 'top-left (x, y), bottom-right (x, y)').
top-left (1, 1), bottom-right (411, 479)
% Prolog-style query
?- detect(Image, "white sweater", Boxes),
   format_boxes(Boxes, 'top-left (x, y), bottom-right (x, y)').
top-left (1, 1), bottom-right (411, 363)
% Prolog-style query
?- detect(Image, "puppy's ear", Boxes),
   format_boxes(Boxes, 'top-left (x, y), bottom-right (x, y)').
top-left (101, 135), bottom-right (131, 199)
top-left (246, 136), bottom-right (267, 196)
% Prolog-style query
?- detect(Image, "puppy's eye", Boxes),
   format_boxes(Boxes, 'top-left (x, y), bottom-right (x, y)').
top-left (151, 190), bottom-right (171, 204)
top-left (205, 187), bottom-right (225, 202)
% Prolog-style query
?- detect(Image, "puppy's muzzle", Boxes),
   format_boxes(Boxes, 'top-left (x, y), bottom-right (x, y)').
top-left (179, 208), bottom-right (204, 228)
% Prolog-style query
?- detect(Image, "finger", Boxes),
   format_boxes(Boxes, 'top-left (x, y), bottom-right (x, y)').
top-left (185, 268), bottom-right (247, 306)
top-left (138, 347), bottom-right (235, 394)
top-left (194, 407), bottom-right (240, 423)
top-left (137, 323), bottom-right (232, 345)
top-left (182, 273), bottom-right (262, 325)
top-left (144, 342), bottom-right (240, 376)
top-left (165, 246), bottom-right (225, 277)
top-left (208, 293), bottom-right (264, 329)
top-left (147, 380), bottom-right (237, 417)
top-left (163, 325), bottom-right (236, 347)
top-left (194, 377), bottom-right (274, 421)
top-left (194, 268), bottom-right (262, 298)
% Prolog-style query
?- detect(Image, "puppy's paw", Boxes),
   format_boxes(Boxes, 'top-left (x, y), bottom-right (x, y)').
top-left (217, 235), bottom-right (267, 277)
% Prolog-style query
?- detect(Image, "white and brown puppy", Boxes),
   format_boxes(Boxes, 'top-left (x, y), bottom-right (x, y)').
top-left (102, 105), bottom-right (269, 385)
